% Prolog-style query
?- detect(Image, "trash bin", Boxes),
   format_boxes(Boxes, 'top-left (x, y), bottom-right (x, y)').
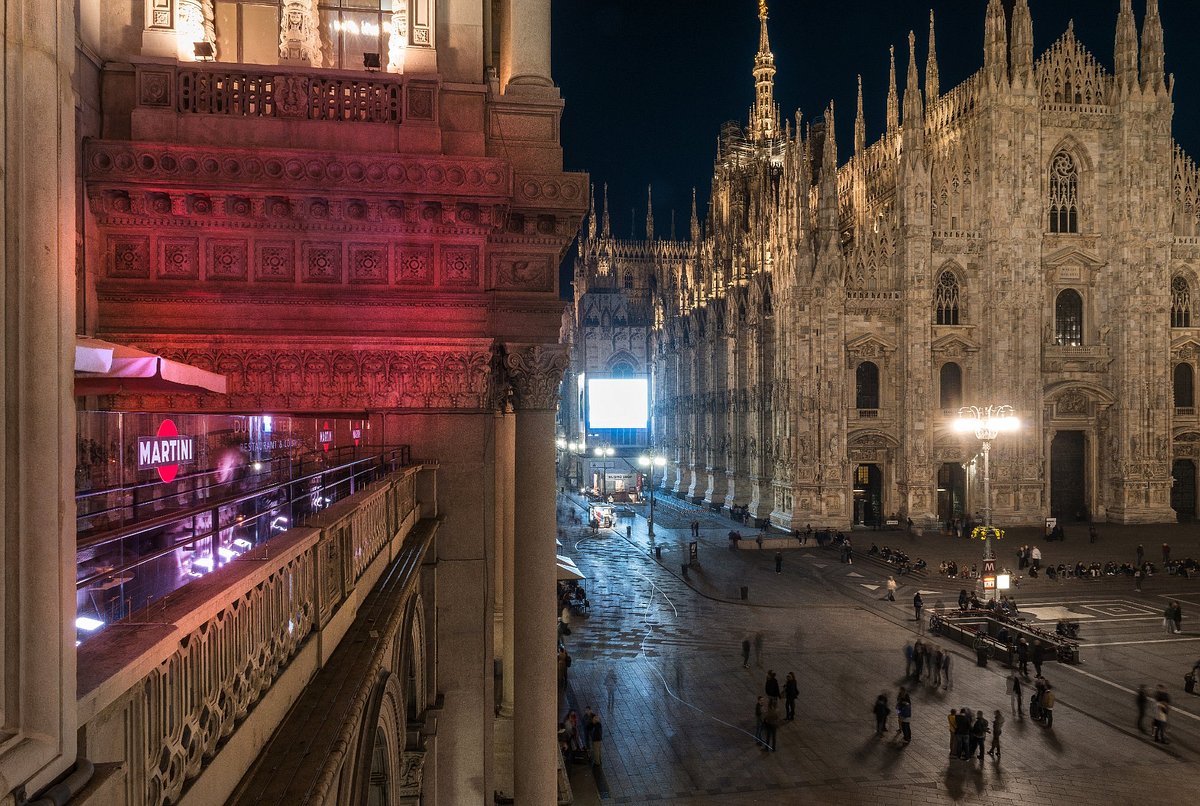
top-left (655, 546), bottom-right (662, 560)
top-left (681, 563), bottom-right (689, 577)
top-left (626, 525), bottom-right (632, 538)
top-left (740, 586), bottom-right (748, 600)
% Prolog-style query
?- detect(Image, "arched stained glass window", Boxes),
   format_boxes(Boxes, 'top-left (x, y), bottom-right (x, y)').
top-left (624, 271), bottom-right (634, 289)
top-left (1049, 151), bottom-right (1079, 233)
top-left (939, 362), bottom-right (963, 409)
top-left (856, 362), bottom-right (880, 409)
top-left (1055, 289), bottom-right (1084, 346)
top-left (1172, 276), bottom-right (1193, 328)
top-left (935, 271), bottom-right (961, 325)
top-left (1175, 363), bottom-right (1195, 409)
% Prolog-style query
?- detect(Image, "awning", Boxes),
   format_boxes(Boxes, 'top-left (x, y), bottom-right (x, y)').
top-left (75, 337), bottom-right (227, 395)
top-left (557, 562), bottom-right (585, 581)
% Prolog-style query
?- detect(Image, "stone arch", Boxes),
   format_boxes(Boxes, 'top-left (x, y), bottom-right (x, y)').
top-left (934, 261), bottom-right (965, 325)
top-left (347, 670), bottom-right (407, 806)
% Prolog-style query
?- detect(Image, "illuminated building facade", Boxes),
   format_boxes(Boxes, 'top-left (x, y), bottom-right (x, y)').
top-left (3, 1), bottom-right (582, 804)
top-left (574, 0), bottom-right (1200, 529)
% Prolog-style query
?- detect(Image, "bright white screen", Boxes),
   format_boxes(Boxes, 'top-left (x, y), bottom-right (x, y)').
top-left (587, 378), bottom-right (649, 429)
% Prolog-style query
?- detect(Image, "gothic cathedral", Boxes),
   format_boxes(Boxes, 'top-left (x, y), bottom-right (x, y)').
top-left (570, 0), bottom-right (1200, 529)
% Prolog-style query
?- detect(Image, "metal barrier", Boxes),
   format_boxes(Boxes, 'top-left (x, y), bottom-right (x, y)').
top-left (929, 610), bottom-right (1080, 664)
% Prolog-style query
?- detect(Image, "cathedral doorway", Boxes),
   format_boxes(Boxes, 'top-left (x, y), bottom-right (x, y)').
top-left (853, 463), bottom-right (883, 527)
top-left (1050, 431), bottom-right (1087, 521)
top-left (1172, 459), bottom-right (1197, 521)
top-left (937, 462), bottom-right (966, 526)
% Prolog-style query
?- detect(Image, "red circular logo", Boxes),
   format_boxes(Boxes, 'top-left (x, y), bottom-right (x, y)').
top-left (157, 419), bottom-right (180, 483)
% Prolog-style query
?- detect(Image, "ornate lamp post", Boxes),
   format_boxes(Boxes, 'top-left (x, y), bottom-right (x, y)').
top-left (954, 405), bottom-right (1019, 595)
top-left (638, 450), bottom-right (667, 539)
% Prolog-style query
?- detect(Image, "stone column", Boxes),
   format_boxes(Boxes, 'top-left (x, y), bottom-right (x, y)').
top-left (1, 0), bottom-right (79, 795)
top-left (504, 343), bottom-right (569, 805)
top-left (280, 0), bottom-right (323, 66)
top-left (501, 0), bottom-right (553, 90)
top-left (495, 403), bottom-right (517, 717)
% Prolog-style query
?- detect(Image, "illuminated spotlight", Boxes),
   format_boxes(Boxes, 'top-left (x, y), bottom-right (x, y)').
top-left (193, 41), bottom-right (214, 61)
top-left (76, 616), bottom-right (105, 632)
top-left (218, 546), bottom-right (239, 561)
top-left (253, 462), bottom-right (263, 471)
top-left (233, 538), bottom-right (253, 552)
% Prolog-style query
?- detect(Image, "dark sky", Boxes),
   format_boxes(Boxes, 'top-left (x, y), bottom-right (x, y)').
top-left (551, 0), bottom-right (1200, 292)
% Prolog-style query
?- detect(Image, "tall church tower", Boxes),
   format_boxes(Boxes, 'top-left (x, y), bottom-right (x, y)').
top-left (752, 1), bottom-right (779, 141)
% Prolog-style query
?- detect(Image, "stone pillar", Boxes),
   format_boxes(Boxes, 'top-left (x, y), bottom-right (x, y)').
top-left (501, 0), bottom-right (553, 90)
top-left (0, 0), bottom-right (79, 795)
top-left (176, 0), bottom-right (215, 60)
top-left (495, 403), bottom-right (517, 717)
top-left (504, 343), bottom-right (569, 805)
top-left (280, 0), bottom-right (323, 66)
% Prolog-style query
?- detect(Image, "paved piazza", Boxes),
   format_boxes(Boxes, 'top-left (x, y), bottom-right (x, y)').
top-left (559, 497), bottom-right (1200, 805)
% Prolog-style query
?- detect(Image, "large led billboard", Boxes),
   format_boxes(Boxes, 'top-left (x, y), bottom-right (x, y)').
top-left (586, 378), bottom-right (649, 429)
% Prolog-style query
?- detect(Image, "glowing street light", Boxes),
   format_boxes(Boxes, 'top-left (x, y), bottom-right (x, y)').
top-left (592, 444), bottom-right (615, 495)
top-left (638, 451), bottom-right (668, 538)
top-left (954, 404), bottom-right (1020, 597)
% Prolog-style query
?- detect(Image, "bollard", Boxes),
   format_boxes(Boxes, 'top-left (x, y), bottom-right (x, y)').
top-left (627, 525), bottom-right (632, 538)
top-left (681, 563), bottom-right (689, 577)
top-left (740, 585), bottom-right (748, 600)
top-left (655, 546), bottom-right (662, 560)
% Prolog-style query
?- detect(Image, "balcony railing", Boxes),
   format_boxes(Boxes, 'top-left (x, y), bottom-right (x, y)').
top-left (1177, 406), bottom-right (1196, 417)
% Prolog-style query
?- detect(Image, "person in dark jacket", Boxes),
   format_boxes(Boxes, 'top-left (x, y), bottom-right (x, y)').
top-left (896, 692), bottom-right (912, 743)
top-left (873, 693), bottom-right (890, 736)
top-left (590, 714), bottom-right (604, 766)
top-left (784, 672), bottom-right (799, 721)
top-left (970, 710), bottom-right (990, 759)
top-left (954, 708), bottom-right (972, 759)
top-left (1017, 638), bottom-right (1030, 676)
top-left (764, 670), bottom-right (781, 705)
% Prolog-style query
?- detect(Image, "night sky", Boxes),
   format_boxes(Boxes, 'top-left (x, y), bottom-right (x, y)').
top-left (551, 0), bottom-right (1200, 293)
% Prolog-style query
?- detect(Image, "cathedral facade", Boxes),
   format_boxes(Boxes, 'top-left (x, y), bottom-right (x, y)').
top-left (572, 0), bottom-right (1200, 529)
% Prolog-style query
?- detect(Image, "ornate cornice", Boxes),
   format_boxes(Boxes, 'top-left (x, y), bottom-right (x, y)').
top-left (86, 140), bottom-right (511, 198)
top-left (502, 343), bottom-right (569, 411)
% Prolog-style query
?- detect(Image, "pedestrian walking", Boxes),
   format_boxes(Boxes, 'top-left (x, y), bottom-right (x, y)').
top-left (1032, 640), bottom-right (1044, 677)
top-left (605, 667), bottom-right (617, 711)
top-left (1042, 684), bottom-right (1056, 728)
top-left (1031, 546), bottom-right (1041, 569)
top-left (886, 575), bottom-right (897, 601)
top-left (784, 672), bottom-right (799, 721)
top-left (753, 631), bottom-right (764, 667)
top-left (970, 710), bottom-right (989, 760)
top-left (742, 636), bottom-right (751, 668)
top-left (941, 651), bottom-right (952, 690)
top-left (1173, 601), bottom-right (1183, 634)
top-left (590, 713), bottom-right (604, 765)
top-left (754, 695), bottom-right (766, 747)
top-left (1135, 567), bottom-right (1143, 592)
top-left (896, 692), bottom-right (912, 744)
top-left (904, 642), bottom-right (915, 678)
top-left (873, 693), bottom-right (890, 736)
top-left (1137, 543), bottom-right (1145, 566)
top-left (1164, 603), bottom-right (1176, 634)
top-left (933, 647), bottom-right (945, 687)
top-left (581, 706), bottom-right (596, 750)
top-left (1007, 671), bottom-right (1024, 716)
top-left (762, 700), bottom-right (780, 751)
top-left (775, 550), bottom-right (783, 574)
top-left (1153, 699), bottom-right (1169, 743)
top-left (756, 532), bottom-right (764, 550)
top-left (946, 709), bottom-right (957, 758)
top-left (988, 710), bottom-right (1004, 759)
top-left (958, 589), bottom-right (969, 611)
top-left (1163, 543), bottom-right (1171, 564)
top-left (914, 591), bottom-right (924, 623)
top-left (1137, 685), bottom-right (1149, 733)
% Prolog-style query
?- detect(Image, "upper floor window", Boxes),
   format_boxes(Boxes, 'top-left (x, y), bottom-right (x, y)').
top-left (624, 271), bottom-right (634, 290)
top-left (1175, 363), bottom-right (1195, 409)
top-left (1172, 276), bottom-right (1193, 328)
top-left (939, 362), bottom-right (963, 410)
top-left (856, 361), bottom-right (880, 410)
top-left (1055, 289), bottom-right (1084, 346)
top-left (214, 1), bottom-right (396, 69)
top-left (1049, 151), bottom-right (1079, 233)
top-left (935, 271), bottom-right (961, 325)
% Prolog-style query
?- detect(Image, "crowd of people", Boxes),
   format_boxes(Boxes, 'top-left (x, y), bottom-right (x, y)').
top-left (868, 544), bottom-right (927, 574)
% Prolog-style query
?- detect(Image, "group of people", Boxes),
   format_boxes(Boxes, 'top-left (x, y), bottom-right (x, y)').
top-left (1137, 684), bottom-right (1174, 744)
top-left (558, 706), bottom-right (605, 766)
top-left (904, 640), bottom-right (952, 689)
top-left (1163, 600), bottom-right (1185, 634)
top-left (873, 689), bottom-right (913, 743)
top-left (869, 544), bottom-right (927, 574)
top-left (753, 670), bottom-right (800, 751)
top-left (947, 707), bottom-right (1003, 760)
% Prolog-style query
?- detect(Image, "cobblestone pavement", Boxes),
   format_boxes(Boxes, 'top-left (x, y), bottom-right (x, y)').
top-left (557, 494), bottom-right (1200, 804)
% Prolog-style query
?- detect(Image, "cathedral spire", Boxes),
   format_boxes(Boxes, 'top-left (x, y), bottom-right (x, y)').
top-left (646, 184), bottom-right (654, 240)
top-left (902, 30), bottom-right (924, 135)
top-left (752, 1), bottom-right (778, 140)
top-left (925, 10), bottom-right (940, 102)
top-left (601, 183), bottom-right (610, 238)
top-left (984, 0), bottom-right (1008, 86)
top-left (886, 45), bottom-right (899, 135)
top-left (1115, 0), bottom-right (1139, 91)
top-left (854, 75), bottom-right (866, 156)
top-left (690, 188), bottom-right (700, 242)
top-left (1140, 0), bottom-right (1165, 94)
top-left (587, 183), bottom-right (597, 239)
top-left (818, 103), bottom-right (839, 234)
top-left (1010, 0), bottom-right (1034, 84)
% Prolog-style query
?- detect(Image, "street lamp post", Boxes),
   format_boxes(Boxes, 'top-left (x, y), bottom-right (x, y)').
top-left (638, 451), bottom-right (667, 539)
top-left (593, 444), bottom-right (615, 496)
top-left (954, 405), bottom-right (1019, 596)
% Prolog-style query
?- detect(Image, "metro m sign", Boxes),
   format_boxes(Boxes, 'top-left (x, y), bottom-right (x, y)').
top-left (137, 419), bottom-right (195, 483)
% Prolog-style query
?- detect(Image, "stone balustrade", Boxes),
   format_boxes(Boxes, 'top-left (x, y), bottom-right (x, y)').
top-left (75, 464), bottom-right (432, 806)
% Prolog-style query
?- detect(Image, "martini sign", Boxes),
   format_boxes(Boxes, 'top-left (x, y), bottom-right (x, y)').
top-left (137, 419), bottom-right (195, 483)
